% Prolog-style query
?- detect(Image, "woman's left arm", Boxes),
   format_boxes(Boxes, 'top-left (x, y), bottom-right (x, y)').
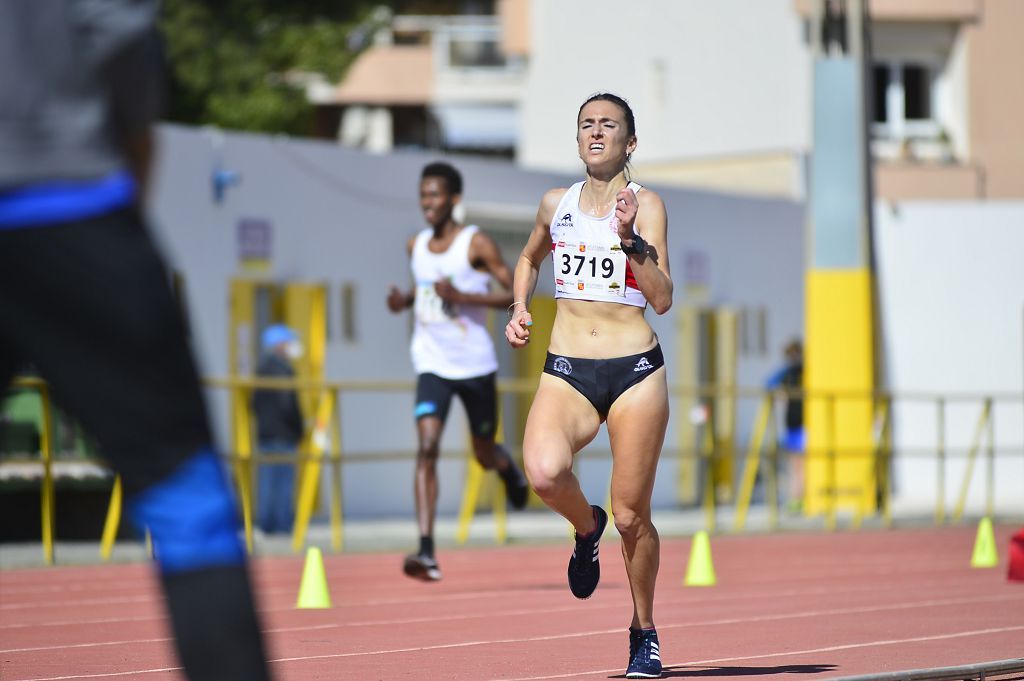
top-left (616, 188), bottom-right (673, 314)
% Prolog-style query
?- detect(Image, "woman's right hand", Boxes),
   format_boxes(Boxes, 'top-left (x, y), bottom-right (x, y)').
top-left (505, 309), bottom-right (533, 348)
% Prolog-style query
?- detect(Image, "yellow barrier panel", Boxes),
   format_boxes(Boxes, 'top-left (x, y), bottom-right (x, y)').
top-left (952, 399), bottom-right (993, 523)
top-left (292, 390), bottom-right (335, 552)
top-left (100, 476), bottom-right (122, 560)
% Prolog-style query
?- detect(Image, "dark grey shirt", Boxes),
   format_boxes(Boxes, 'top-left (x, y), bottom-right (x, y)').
top-left (0, 0), bottom-right (162, 188)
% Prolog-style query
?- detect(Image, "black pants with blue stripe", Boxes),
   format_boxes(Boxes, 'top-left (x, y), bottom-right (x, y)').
top-left (0, 208), bottom-right (270, 681)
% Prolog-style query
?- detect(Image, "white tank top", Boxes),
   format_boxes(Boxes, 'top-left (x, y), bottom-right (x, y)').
top-left (409, 225), bottom-right (499, 379)
top-left (550, 181), bottom-right (648, 308)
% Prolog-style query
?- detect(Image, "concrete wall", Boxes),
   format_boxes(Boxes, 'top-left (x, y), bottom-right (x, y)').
top-left (148, 124), bottom-right (804, 519)
top-left (517, 0), bottom-right (810, 172)
top-left (874, 200), bottom-right (1024, 514)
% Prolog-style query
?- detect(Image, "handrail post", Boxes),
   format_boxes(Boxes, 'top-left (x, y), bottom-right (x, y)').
top-left (733, 393), bottom-right (771, 532)
top-left (985, 396), bottom-right (994, 519)
top-left (826, 393), bottom-right (837, 531)
top-left (100, 476), bottom-right (123, 560)
top-left (231, 385), bottom-right (255, 554)
top-left (765, 396), bottom-right (780, 531)
top-left (953, 399), bottom-right (992, 522)
top-left (292, 389), bottom-right (334, 552)
top-left (37, 383), bottom-right (57, 565)
top-left (936, 397), bottom-right (946, 525)
top-left (701, 397), bottom-right (717, 533)
top-left (881, 395), bottom-right (893, 528)
top-left (329, 387), bottom-right (344, 553)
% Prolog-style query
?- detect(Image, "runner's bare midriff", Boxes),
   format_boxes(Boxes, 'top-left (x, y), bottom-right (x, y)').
top-left (548, 298), bottom-right (656, 359)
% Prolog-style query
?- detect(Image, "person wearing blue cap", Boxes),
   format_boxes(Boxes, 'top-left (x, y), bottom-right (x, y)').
top-left (253, 325), bottom-right (305, 534)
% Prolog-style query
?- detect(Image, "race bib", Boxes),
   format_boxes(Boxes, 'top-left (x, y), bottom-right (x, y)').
top-left (553, 240), bottom-right (627, 297)
top-left (414, 283), bottom-right (451, 323)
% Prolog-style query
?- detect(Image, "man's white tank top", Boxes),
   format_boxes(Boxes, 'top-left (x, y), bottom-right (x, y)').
top-left (550, 181), bottom-right (647, 308)
top-left (410, 225), bottom-right (499, 379)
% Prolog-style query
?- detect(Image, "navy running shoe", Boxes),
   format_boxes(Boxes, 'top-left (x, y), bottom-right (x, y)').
top-left (626, 628), bottom-right (662, 678)
top-left (402, 553), bottom-right (442, 581)
top-left (567, 505), bottom-right (608, 599)
top-left (628, 627), bottom-right (642, 667)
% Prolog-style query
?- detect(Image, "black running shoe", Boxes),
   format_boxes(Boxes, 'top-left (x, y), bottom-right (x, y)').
top-left (626, 628), bottom-right (662, 678)
top-left (567, 505), bottom-right (608, 599)
top-left (498, 456), bottom-right (529, 510)
top-left (402, 553), bottom-right (441, 581)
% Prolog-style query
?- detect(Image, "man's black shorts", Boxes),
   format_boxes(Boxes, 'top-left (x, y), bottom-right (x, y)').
top-left (0, 208), bottom-right (212, 493)
top-left (414, 372), bottom-right (498, 439)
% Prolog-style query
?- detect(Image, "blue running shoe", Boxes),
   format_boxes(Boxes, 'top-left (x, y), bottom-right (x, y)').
top-left (626, 628), bottom-right (662, 678)
top-left (567, 505), bottom-right (608, 599)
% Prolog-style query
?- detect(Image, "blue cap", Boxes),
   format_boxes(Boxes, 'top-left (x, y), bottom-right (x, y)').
top-left (261, 324), bottom-right (298, 350)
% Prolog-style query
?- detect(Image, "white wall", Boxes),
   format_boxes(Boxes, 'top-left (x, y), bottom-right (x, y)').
top-left (517, 0), bottom-right (811, 171)
top-left (874, 200), bottom-right (1024, 515)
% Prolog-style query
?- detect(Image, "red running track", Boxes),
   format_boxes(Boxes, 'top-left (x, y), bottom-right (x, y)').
top-left (1, 525), bottom-right (1022, 680)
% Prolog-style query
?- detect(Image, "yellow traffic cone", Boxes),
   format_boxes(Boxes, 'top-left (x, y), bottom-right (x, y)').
top-left (684, 530), bottom-right (717, 586)
top-left (296, 547), bottom-right (332, 608)
top-left (971, 517), bottom-right (998, 568)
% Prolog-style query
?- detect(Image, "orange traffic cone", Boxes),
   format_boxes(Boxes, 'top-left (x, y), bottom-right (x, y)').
top-left (1008, 528), bottom-right (1024, 583)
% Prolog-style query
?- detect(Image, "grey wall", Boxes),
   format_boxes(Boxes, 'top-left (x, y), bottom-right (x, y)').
top-left (148, 124), bottom-right (805, 519)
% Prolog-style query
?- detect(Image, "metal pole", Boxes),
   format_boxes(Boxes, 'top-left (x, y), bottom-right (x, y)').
top-left (936, 397), bottom-right (946, 525)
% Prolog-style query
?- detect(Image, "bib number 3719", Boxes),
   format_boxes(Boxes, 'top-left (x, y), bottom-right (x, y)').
top-left (553, 241), bottom-right (626, 297)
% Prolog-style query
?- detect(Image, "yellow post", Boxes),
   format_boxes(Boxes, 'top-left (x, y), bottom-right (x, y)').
top-left (455, 404), bottom-right (508, 545)
top-left (952, 399), bottom-right (992, 522)
top-left (733, 395), bottom-right (772, 532)
top-left (985, 400), bottom-right (995, 520)
top-left (826, 393), bottom-right (837, 531)
top-left (292, 389), bottom-right (335, 552)
top-left (100, 476), bottom-right (123, 560)
top-left (227, 278), bottom-right (258, 554)
top-left (328, 395), bottom-right (344, 553)
top-left (37, 383), bottom-right (56, 566)
top-left (764, 398), bottom-right (780, 531)
top-left (232, 385), bottom-right (255, 554)
top-left (456, 460), bottom-right (485, 545)
top-left (701, 414), bottom-right (716, 533)
top-left (676, 308), bottom-right (701, 506)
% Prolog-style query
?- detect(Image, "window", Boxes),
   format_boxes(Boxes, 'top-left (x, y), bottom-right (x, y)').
top-left (872, 60), bottom-right (938, 139)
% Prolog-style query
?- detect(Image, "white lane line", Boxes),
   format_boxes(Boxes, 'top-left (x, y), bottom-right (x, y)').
top-left (0, 574), bottom-right (1010, 635)
top-left (8, 612), bottom-right (1022, 681)
top-left (497, 625), bottom-right (1024, 681)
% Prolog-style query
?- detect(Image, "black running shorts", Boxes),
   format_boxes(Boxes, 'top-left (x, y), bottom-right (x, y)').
top-left (414, 372), bottom-right (498, 439)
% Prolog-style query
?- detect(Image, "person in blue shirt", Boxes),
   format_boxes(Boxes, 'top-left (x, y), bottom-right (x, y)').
top-left (253, 325), bottom-right (305, 535)
top-left (766, 339), bottom-right (805, 512)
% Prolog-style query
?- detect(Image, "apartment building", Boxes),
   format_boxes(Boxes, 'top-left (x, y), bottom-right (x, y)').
top-left (797, 0), bottom-right (1024, 200)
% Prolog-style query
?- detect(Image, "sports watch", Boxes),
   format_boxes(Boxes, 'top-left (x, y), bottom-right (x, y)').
top-left (620, 233), bottom-right (648, 256)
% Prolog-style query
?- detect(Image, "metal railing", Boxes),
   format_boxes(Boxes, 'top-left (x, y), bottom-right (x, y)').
top-left (3, 376), bottom-right (1021, 564)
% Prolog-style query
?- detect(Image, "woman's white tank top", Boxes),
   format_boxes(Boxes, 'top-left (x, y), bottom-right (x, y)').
top-left (409, 225), bottom-right (499, 379)
top-left (549, 181), bottom-right (647, 308)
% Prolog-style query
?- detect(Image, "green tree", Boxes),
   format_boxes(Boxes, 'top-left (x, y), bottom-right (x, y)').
top-left (160, 1), bottom-right (389, 134)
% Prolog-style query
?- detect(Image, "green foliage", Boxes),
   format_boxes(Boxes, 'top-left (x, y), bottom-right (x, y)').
top-left (160, 0), bottom-right (387, 134)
